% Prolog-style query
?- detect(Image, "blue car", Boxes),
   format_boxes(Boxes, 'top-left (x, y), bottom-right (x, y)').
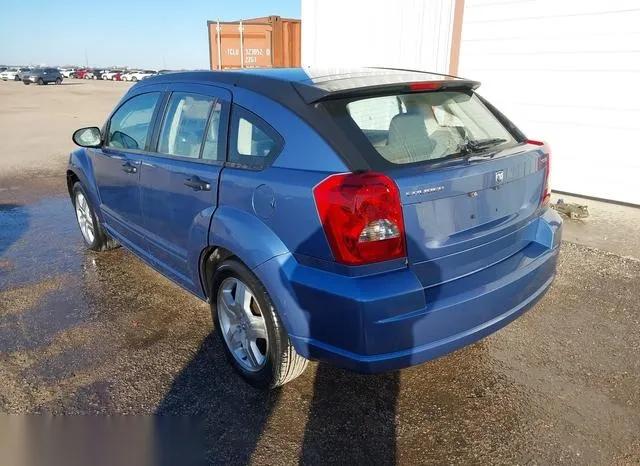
top-left (68, 68), bottom-right (562, 388)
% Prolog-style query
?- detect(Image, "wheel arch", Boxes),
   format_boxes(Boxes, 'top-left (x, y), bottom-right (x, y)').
top-left (199, 206), bottom-right (290, 300)
top-left (199, 246), bottom-right (235, 300)
top-left (67, 149), bottom-right (103, 222)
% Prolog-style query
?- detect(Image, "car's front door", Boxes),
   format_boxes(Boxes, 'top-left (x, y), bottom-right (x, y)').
top-left (137, 83), bottom-right (231, 293)
top-left (90, 89), bottom-right (162, 257)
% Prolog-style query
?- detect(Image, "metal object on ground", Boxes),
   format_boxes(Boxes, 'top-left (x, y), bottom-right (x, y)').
top-left (552, 199), bottom-right (589, 219)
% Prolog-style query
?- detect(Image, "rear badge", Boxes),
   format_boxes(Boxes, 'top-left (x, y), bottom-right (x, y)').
top-left (495, 170), bottom-right (505, 184)
top-left (405, 185), bottom-right (445, 197)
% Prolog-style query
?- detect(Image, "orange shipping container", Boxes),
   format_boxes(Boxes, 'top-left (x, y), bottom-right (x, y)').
top-left (207, 16), bottom-right (301, 70)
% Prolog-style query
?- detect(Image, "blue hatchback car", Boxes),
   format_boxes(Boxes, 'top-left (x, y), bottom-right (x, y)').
top-left (68, 68), bottom-right (562, 388)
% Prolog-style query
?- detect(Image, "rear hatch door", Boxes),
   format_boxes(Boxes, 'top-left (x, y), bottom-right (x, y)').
top-left (391, 144), bottom-right (547, 287)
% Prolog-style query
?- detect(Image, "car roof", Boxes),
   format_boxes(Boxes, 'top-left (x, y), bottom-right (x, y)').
top-left (142, 67), bottom-right (479, 104)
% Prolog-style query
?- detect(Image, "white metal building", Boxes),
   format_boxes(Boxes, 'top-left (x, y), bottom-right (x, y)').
top-left (301, 0), bottom-right (640, 205)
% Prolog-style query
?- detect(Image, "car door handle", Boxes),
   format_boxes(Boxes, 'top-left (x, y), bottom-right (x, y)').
top-left (184, 176), bottom-right (211, 191)
top-left (122, 161), bottom-right (137, 174)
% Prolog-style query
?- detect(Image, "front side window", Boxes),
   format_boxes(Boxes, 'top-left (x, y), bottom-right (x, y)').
top-left (157, 92), bottom-right (215, 158)
top-left (107, 92), bottom-right (160, 150)
top-left (345, 91), bottom-right (516, 165)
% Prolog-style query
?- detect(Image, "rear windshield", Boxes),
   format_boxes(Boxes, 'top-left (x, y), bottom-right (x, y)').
top-left (345, 91), bottom-right (515, 165)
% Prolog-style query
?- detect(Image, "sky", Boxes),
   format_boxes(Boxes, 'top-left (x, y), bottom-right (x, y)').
top-left (0, 0), bottom-right (301, 69)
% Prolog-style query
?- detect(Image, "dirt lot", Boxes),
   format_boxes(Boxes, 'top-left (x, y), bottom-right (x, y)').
top-left (0, 80), bottom-right (639, 465)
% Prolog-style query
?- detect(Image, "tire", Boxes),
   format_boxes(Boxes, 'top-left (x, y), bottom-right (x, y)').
top-left (55, 78), bottom-right (62, 85)
top-left (212, 259), bottom-right (308, 389)
top-left (72, 182), bottom-right (119, 252)
top-left (131, 76), bottom-right (138, 82)
top-left (14, 75), bottom-right (20, 81)
top-left (23, 81), bottom-right (29, 85)
top-left (37, 78), bottom-right (44, 85)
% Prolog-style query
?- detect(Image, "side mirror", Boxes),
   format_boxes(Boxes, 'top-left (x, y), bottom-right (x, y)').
top-left (72, 127), bottom-right (102, 148)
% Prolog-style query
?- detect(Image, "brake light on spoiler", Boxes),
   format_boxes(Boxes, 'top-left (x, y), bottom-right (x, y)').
top-left (408, 82), bottom-right (442, 91)
top-left (408, 80), bottom-right (481, 93)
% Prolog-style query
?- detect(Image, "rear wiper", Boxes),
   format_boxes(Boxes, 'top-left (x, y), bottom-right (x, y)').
top-left (458, 138), bottom-right (507, 156)
top-left (426, 138), bottom-right (509, 167)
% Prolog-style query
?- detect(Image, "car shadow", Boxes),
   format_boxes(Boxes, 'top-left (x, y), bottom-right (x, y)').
top-left (296, 235), bottom-right (440, 464)
top-left (155, 333), bottom-right (280, 465)
top-left (156, 233), bottom-right (441, 464)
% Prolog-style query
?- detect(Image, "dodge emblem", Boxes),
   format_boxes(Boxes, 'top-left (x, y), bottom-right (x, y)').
top-left (495, 170), bottom-right (505, 184)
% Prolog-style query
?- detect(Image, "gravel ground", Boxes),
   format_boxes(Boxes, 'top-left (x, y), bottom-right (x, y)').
top-left (0, 80), bottom-right (639, 465)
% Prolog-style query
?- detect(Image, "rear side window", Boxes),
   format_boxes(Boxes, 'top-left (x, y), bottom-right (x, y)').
top-left (346, 91), bottom-right (515, 165)
top-left (157, 92), bottom-right (215, 159)
top-left (107, 92), bottom-right (160, 151)
top-left (229, 106), bottom-right (283, 169)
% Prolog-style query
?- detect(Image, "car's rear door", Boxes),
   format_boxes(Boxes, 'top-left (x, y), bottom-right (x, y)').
top-left (90, 86), bottom-right (164, 257)
top-left (137, 83), bottom-right (231, 294)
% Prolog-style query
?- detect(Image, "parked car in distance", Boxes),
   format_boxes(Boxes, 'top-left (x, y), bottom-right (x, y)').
top-left (1, 67), bottom-right (30, 81)
top-left (0, 67), bottom-right (20, 80)
top-left (89, 69), bottom-right (106, 80)
top-left (60, 68), bottom-right (76, 78)
top-left (67, 68), bottom-right (562, 388)
top-left (102, 69), bottom-right (124, 80)
top-left (17, 67), bottom-right (32, 80)
top-left (23, 67), bottom-right (63, 85)
top-left (73, 69), bottom-right (88, 79)
top-left (83, 69), bottom-right (101, 80)
top-left (121, 70), bottom-right (155, 82)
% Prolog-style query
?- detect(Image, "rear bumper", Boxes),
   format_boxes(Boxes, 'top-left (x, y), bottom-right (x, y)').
top-left (255, 209), bottom-right (562, 373)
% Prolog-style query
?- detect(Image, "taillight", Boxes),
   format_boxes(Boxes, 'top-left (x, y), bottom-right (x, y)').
top-left (528, 139), bottom-right (551, 207)
top-left (313, 172), bottom-right (406, 265)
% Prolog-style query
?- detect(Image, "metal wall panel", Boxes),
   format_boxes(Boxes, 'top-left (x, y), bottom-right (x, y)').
top-left (459, 0), bottom-right (640, 204)
top-left (301, 0), bottom-right (456, 74)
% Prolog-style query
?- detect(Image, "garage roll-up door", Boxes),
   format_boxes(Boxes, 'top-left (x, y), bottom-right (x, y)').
top-left (458, 0), bottom-right (640, 205)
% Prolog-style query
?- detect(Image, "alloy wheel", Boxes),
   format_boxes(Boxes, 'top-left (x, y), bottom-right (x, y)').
top-left (217, 277), bottom-right (269, 372)
top-left (74, 191), bottom-right (95, 244)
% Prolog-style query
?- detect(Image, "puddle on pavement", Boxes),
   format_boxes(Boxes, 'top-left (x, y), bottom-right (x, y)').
top-left (0, 196), bottom-right (204, 379)
top-left (1, 198), bottom-right (81, 289)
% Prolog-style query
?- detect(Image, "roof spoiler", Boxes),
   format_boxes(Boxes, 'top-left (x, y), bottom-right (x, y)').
top-left (293, 79), bottom-right (481, 104)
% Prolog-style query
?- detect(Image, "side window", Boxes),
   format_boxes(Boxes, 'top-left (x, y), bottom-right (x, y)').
top-left (157, 92), bottom-right (215, 158)
top-left (201, 101), bottom-right (224, 161)
top-left (202, 101), bottom-right (225, 162)
top-left (230, 106), bottom-right (282, 169)
top-left (107, 92), bottom-right (160, 151)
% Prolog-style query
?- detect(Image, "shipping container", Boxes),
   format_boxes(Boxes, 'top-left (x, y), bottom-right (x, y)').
top-left (207, 16), bottom-right (301, 70)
